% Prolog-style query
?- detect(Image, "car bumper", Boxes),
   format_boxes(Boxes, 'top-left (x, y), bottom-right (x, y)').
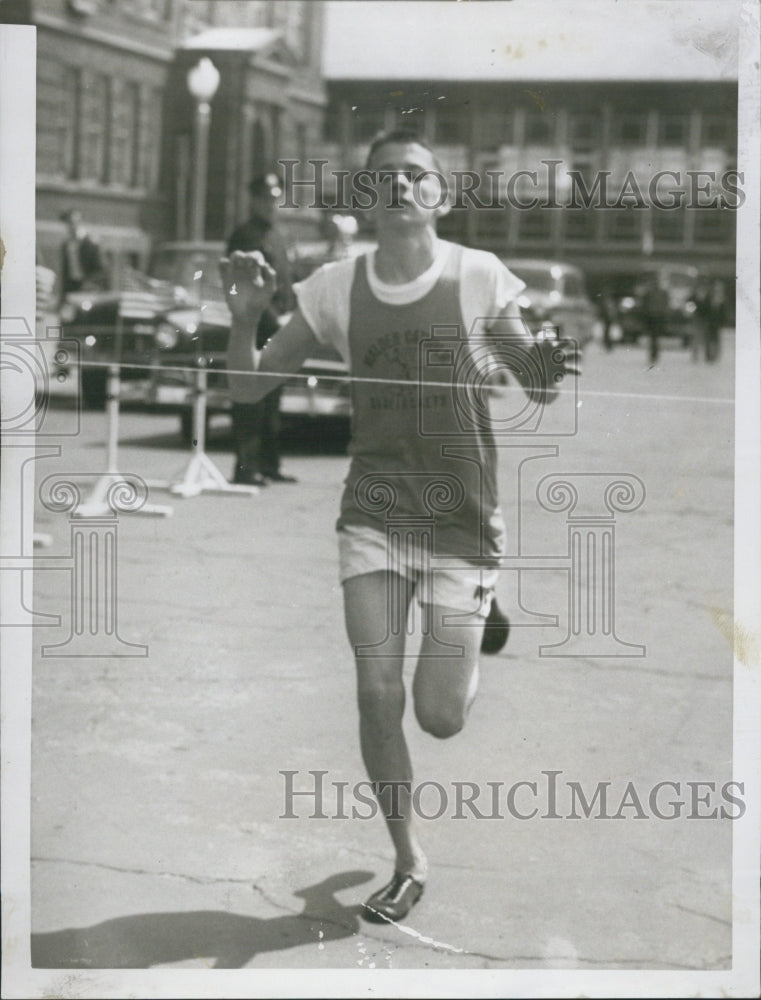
top-left (148, 367), bottom-right (351, 420)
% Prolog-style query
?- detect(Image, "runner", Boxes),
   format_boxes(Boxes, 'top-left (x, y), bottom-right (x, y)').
top-left (222, 128), bottom-right (581, 924)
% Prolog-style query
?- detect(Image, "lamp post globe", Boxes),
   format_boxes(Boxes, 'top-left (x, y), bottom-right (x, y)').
top-left (187, 56), bottom-right (220, 105)
top-left (187, 57), bottom-right (220, 241)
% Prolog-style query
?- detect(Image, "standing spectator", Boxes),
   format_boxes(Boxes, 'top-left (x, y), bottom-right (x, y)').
top-left (691, 276), bottom-right (726, 363)
top-left (59, 209), bottom-right (108, 299)
top-left (225, 173), bottom-right (297, 486)
top-left (691, 276), bottom-right (712, 362)
top-left (706, 279), bottom-right (726, 363)
top-left (598, 290), bottom-right (618, 352)
top-left (640, 273), bottom-right (669, 365)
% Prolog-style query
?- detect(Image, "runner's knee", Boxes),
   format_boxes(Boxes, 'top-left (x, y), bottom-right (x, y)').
top-left (356, 667), bottom-right (405, 722)
top-left (413, 697), bottom-right (466, 739)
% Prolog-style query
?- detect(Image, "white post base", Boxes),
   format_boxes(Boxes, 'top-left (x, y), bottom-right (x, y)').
top-left (73, 473), bottom-right (174, 519)
top-left (166, 452), bottom-right (260, 499)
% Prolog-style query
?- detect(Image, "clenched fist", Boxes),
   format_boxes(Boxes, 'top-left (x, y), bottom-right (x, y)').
top-left (220, 251), bottom-right (278, 321)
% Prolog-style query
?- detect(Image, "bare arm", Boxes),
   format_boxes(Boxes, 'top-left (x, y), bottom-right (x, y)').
top-left (222, 252), bottom-right (320, 405)
top-left (487, 301), bottom-right (581, 403)
top-left (227, 308), bottom-right (319, 404)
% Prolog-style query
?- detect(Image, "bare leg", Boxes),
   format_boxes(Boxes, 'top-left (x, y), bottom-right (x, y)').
top-left (413, 604), bottom-right (485, 739)
top-left (343, 571), bottom-right (428, 879)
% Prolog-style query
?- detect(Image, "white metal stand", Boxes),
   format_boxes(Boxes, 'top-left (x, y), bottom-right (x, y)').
top-left (76, 362), bottom-right (174, 519)
top-left (151, 361), bottom-right (259, 499)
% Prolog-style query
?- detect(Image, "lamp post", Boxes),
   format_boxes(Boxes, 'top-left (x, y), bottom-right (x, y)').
top-left (153, 56), bottom-right (258, 499)
top-left (186, 56), bottom-right (220, 242)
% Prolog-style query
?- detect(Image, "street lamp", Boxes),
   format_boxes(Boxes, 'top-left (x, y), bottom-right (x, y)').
top-left (169, 56), bottom-right (256, 498)
top-left (186, 56), bottom-right (220, 242)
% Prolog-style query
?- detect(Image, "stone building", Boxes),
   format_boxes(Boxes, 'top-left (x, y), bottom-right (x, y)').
top-left (318, 2), bottom-right (738, 285)
top-left (1, 0), bottom-right (325, 281)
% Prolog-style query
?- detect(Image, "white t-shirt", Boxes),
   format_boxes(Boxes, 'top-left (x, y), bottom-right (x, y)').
top-left (293, 239), bottom-right (526, 363)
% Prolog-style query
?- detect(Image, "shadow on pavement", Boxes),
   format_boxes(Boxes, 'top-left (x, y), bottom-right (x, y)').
top-left (31, 869), bottom-right (374, 969)
top-left (42, 394), bottom-right (351, 455)
top-left (117, 417), bottom-right (350, 456)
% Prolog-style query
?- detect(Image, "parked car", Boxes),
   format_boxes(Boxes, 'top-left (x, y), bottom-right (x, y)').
top-left (611, 262), bottom-right (704, 347)
top-left (58, 268), bottom-right (177, 409)
top-left (500, 258), bottom-right (598, 347)
top-left (58, 240), bottom-right (352, 441)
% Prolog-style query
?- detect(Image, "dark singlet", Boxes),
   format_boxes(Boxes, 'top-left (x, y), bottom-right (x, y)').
top-left (338, 245), bottom-right (505, 567)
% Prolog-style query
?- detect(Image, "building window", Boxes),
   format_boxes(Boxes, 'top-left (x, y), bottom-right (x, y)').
top-left (79, 72), bottom-right (109, 183)
top-left (693, 209), bottom-right (735, 245)
top-left (612, 114), bottom-right (647, 147)
top-left (567, 113), bottom-right (600, 151)
top-left (524, 111), bottom-right (554, 145)
top-left (658, 113), bottom-right (688, 147)
top-left (474, 207), bottom-right (509, 243)
top-left (563, 208), bottom-right (597, 243)
top-left (435, 103), bottom-right (469, 145)
top-left (605, 208), bottom-right (640, 242)
top-left (39, 63), bottom-right (80, 179)
top-left (110, 79), bottom-right (140, 187)
top-left (138, 85), bottom-right (162, 191)
top-left (479, 109), bottom-right (513, 151)
top-left (653, 207), bottom-right (686, 244)
top-left (701, 114), bottom-right (733, 149)
top-left (61, 66), bottom-right (80, 178)
top-left (518, 206), bottom-right (553, 242)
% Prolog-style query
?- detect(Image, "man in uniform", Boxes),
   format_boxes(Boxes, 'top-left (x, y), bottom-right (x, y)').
top-left (226, 173), bottom-right (297, 485)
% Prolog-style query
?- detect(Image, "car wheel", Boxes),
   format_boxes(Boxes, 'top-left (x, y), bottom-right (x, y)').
top-left (80, 369), bottom-right (108, 410)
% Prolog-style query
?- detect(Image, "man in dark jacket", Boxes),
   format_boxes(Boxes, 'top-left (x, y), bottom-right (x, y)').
top-left (60, 209), bottom-right (109, 299)
top-left (640, 273), bottom-right (669, 365)
top-left (226, 174), bottom-right (297, 485)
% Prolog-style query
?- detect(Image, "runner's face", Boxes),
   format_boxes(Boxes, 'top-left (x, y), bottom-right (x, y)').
top-left (366, 141), bottom-right (446, 230)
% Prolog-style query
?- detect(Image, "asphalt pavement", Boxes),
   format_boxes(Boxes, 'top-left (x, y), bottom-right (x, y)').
top-left (26, 335), bottom-right (738, 976)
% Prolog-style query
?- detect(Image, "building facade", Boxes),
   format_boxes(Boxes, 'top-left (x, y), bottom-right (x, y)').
top-left (2, 0), bottom-right (325, 283)
top-left (320, 79), bottom-right (738, 284)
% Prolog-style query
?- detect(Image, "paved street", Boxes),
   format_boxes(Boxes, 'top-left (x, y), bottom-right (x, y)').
top-left (27, 335), bottom-right (738, 973)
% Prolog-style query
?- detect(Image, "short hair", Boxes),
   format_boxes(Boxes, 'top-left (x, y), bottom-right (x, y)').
top-left (364, 126), bottom-right (440, 169)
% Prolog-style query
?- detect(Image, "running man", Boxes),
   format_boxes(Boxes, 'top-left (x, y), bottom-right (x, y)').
top-left (222, 128), bottom-right (581, 923)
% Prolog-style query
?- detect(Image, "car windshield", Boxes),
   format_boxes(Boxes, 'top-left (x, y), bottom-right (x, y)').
top-left (149, 250), bottom-right (225, 301)
top-left (507, 266), bottom-right (557, 292)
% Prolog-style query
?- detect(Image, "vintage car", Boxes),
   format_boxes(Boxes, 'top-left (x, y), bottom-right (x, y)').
top-left (58, 270), bottom-right (177, 409)
top-left (500, 257), bottom-right (599, 348)
top-left (611, 262), bottom-right (704, 346)
top-left (58, 241), bottom-right (352, 440)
